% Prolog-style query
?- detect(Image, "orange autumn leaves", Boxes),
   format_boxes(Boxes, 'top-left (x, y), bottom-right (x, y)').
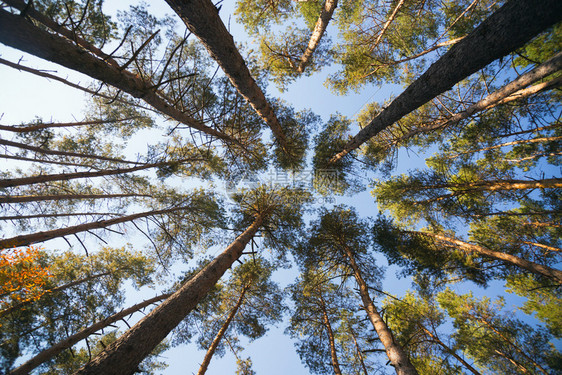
top-left (0, 246), bottom-right (52, 310)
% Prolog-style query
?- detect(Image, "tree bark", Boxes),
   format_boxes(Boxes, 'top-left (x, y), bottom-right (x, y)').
top-left (0, 117), bottom-right (139, 133)
top-left (73, 215), bottom-right (264, 375)
top-left (0, 193), bottom-right (148, 204)
top-left (296, 0), bottom-right (338, 73)
top-left (349, 324), bottom-right (369, 375)
top-left (0, 137), bottom-right (141, 165)
top-left (394, 51), bottom-right (562, 144)
top-left (164, 0), bottom-right (289, 154)
top-left (318, 293), bottom-right (343, 375)
top-left (0, 204), bottom-right (196, 249)
top-left (420, 326), bottom-right (482, 375)
top-left (478, 318), bottom-right (549, 375)
top-left (9, 293), bottom-right (170, 375)
top-left (342, 247), bottom-right (419, 375)
top-left (197, 285), bottom-right (249, 375)
top-left (368, 0), bottom-right (405, 52)
top-left (0, 213), bottom-right (121, 220)
top-left (416, 177), bottom-right (562, 193)
top-left (0, 8), bottom-right (239, 146)
top-left (0, 159), bottom-right (198, 188)
top-left (447, 135), bottom-right (562, 159)
top-left (417, 231), bottom-right (562, 283)
top-left (331, 0), bottom-right (562, 162)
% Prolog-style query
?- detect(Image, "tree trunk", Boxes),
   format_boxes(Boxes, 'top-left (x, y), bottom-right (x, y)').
top-left (296, 0), bottom-right (338, 73)
top-left (0, 159), bottom-right (198, 188)
top-left (0, 205), bottom-right (195, 249)
top-left (0, 117), bottom-right (138, 133)
top-left (0, 194), bottom-right (148, 204)
top-left (0, 137), bottom-right (141, 165)
top-left (342, 247), bottom-right (418, 375)
top-left (417, 177), bottom-right (562, 193)
top-left (0, 213), bottom-right (121, 220)
top-left (368, 0), bottom-right (405, 52)
top-left (164, 0), bottom-right (289, 154)
top-left (395, 51), bottom-right (562, 144)
top-left (73, 215), bottom-right (264, 375)
top-left (331, 0), bottom-right (562, 162)
top-left (447, 135), bottom-right (562, 159)
top-left (0, 8), bottom-right (239, 146)
top-left (479, 318), bottom-right (549, 375)
top-left (349, 325), bottom-right (369, 375)
top-left (318, 293), bottom-right (343, 375)
top-left (9, 293), bottom-right (170, 375)
top-left (417, 231), bottom-right (562, 283)
top-left (420, 326), bottom-right (482, 375)
top-left (197, 285), bottom-right (249, 375)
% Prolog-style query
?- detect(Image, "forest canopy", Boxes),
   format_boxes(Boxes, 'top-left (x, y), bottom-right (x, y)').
top-left (0, 0), bottom-right (561, 374)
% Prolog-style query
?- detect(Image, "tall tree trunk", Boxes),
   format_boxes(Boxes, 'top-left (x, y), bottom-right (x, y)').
top-left (9, 293), bottom-right (170, 375)
top-left (395, 51), bottom-right (562, 144)
top-left (342, 247), bottom-right (418, 375)
top-left (0, 8), bottom-right (240, 146)
top-left (73, 215), bottom-right (264, 375)
top-left (368, 0), bottom-right (405, 52)
top-left (0, 138), bottom-right (141, 165)
top-left (0, 194), bottom-right (148, 204)
top-left (0, 117), bottom-right (139, 133)
top-left (479, 318), bottom-right (549, 375)
top-left (0, 159), bottom-right (199, 188)
top-left (2, 0), bottom-right (120, 68)
top-left (331, 0), bottom-right (562, 162)
top-left (349, 324), bottom-right (369, 375)
top-left (197, 284), bottom-right (249, 375)
top-left (0, 213), bottom-right (121, 221)
top-left (447, 135), bottom-right (562, 159)
top-left (318, 293), bottom-right (343, 375)
top-left (420, 326), bottom-right (482, 375)
top-left (416, 231), bottom-right (562, 283)
top-left (164, 0), bottom-right (289, 154)
top-left (296, 0), bottom-right (338, 73)
top-left (0, 204), bottom-right (195, 249)
top-left (416, 177), bottom-right (562, 193)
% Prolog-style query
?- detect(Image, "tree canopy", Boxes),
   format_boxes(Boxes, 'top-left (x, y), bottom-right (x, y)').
top-left (0, 0), bottom-right (560, 374)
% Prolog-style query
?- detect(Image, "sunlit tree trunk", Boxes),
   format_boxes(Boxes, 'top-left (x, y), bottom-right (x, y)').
top-left (416, 231), bottom-right (562, 283)
top-left (9, 293), bottom-right (170, 375)
top-left (197, 284), bottom-right (249, 375)
top-left (0, 205), bottom-right (195, 249)
top-left (0, 159), bottom-right (201, 188)
top-left (164, 0), bottom-right (289, 153)
top-left (420, 326), bottom-right (482, 375)
top-left (73, 215), bottom-right (264, 375)
top-left (331, 0), bottom-right (562, 162)
top-left (342, 246), bottom-right (418, 375)
top-left (395, 51), bottom-right (562, 144)
top-left (0, 8), bottom-right (239, 145)
top-left (0, 138), bottom-right (141, 165)
top-left (318, 293), bottom-right (343, 375)
top-left (296, 0), bottom-right (338, 73)
top-left (0, 194), bottom-right (148, 204)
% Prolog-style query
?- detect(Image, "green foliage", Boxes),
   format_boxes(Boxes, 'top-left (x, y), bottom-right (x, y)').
top-left (0, 247), bottom-right (156, 373)
top-left (271, 101), bottom-right (320, 170)
top-left (438, 288), bottom-right (561, 374)
top-left (312, 115), bottom-right (361, 195)
top-left (506, 274), bottom-right (562, 338)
